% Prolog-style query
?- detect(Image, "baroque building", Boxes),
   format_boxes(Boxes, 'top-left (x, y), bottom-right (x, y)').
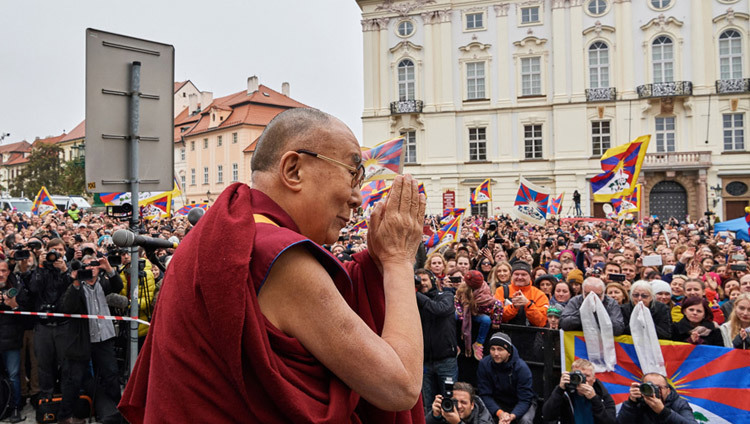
top-left (355, 0), bottom-right (750, 220)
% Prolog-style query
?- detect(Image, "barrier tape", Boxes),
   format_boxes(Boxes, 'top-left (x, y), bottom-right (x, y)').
top-left (0, 310), bottom-right (150, 326)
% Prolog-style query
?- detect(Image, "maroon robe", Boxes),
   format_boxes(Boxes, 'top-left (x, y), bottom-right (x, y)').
top-left (119, 183), bottom-right (424, 423)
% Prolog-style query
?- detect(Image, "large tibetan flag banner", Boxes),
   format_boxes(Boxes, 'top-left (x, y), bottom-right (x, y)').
top-left (612, 184), bottom-right (641, 216)
top-left (425, 215), bottom-right (460, 252)
top-left (175, 202), bottom-right (208, 216)
top-left (564, 331), bottom-right (750, 423)
top-left (32, 186), bottom-right (57, 216)
top-left (549, 193), bottom-right (564, 216)
top-left (591, 135), bottom-right (650, 202)
top-left (470, 179), bottom-right (492, 206)
top-left (512, 177), bottom-right (550, 226)
top-left (361, 137), bottom-right (404, 182)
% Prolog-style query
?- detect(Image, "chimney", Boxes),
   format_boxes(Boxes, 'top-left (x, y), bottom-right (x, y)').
top-left (200, 92), bottom-right (213, 111)
top-left (188, 94), bottom-right (198, 114)
top-left (282, 82), bottom-right (290, 97)
top-left (247, 76), bottom-right (259, 94)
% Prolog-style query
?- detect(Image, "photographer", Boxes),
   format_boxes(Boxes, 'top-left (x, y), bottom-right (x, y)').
top-left (541, 359), bottom-right (615, 424)
top-left (616, 373), bottom-right (697, 424)
top-left (0, 260), bottom-right (26, 422)
top-left (428, 381), bottom-right (493, 424)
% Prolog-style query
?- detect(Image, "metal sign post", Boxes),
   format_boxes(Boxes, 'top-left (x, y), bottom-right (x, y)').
top-left (128, 62), bottom-right (141, 372)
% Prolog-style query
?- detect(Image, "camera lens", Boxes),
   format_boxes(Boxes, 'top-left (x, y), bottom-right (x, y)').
top-left (441, 397), bottom-right (454, 413)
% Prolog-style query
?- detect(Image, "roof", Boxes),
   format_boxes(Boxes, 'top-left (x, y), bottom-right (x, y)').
top-left (243, 136), bottom-right (260, 153)
top-left (173, 106), bottom-right (202, 142)
top-left (32, 134), bottom-right (66, 148)
top-left (60, 120), bottom-right (85, 142)
top-left (2, 152), bottom-right (28, 166)
top-left (174, 81), bottom-right (188, 92)
top-left (0, 141), bottom-right (32, 154)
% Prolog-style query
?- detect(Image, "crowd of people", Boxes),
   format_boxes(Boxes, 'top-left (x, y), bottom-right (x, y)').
top-left (338, 211), bottom-right (750, 423)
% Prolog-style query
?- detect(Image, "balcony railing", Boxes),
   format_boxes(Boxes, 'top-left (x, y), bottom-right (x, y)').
top-left (642, 151), bottom-right (711, 170)
top-left (390, 99), bottom-right (423, 114)
top-left (636, 81), bottom-right (693, 99)
top-left (585, 87), bottom-right (616, 102)
top-left (716, 78), bottom-right (750, 94)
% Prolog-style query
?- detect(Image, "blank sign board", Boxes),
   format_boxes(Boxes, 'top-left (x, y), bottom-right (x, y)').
top-left (85, 28), bottom-right (174, 193)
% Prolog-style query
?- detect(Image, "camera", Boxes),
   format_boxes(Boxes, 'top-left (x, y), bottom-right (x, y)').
top-left (441, 378), bottom-right (455, 412)
top-left (44, 249), bottom-right (61, 264)
top-left (608, 273), bottom-right (626, 282)
top-left (494, 237), bottom-right (502, 243)
top-left (448, 276), bottom-right (462, 283)
top-left (12, 249), bottom-right (30, 261)
top-left (77, 268), bottom-right (94, 281)
top-left (586, 242), bottom-right (600, 249)
top-left (640, 382), bottom-right (659, 398)
top-left (566, 370), bottom-right (585, 392)
top-left (1, 287), bottom-right (18, 298)
top-left (107, 247), bottom-right (124, 267)
top-left (730, 264), bottom-right (747, 272)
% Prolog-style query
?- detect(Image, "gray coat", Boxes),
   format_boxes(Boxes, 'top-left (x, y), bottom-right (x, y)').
top-left (560, 295), bottom-right (625, 336)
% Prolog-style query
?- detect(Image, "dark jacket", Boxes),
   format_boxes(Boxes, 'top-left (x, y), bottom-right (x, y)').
top-left (417, 284), bottom-right (458, 361)
top-left (616, 386), bottom-right (697, 424)
top-left (26, 263), bottom-right (73, 324)
top-left (621, 301), bottom-right (672, 340)
top-left (542, 379), bottom-right (616, 424)
top-left (671, 318), bottom-right (723, 346)
top-left (0, 273), bottom-right (24, 351)
top-left (425, 395), bottom-right (494, 424)
top-left (477, 345), bottom-right (535, 419)
top-left (561, 294), bottom-right (625, 336)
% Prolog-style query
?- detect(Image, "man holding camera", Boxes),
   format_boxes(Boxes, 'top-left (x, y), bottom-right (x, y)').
top-left (616, 373), bottom-right (697, 424)
top-left (428, 381), bottom-right (494, 424)
top-left (541, 358), bottom-right (615, 423)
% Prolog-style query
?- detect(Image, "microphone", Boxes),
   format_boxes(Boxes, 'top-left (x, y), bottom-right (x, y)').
top-left (106, 293), bottom-right (129, 310)
top-left (112, 229), bottom-right (178, 250)
top-left (187, 207), bottom-right (205, 226)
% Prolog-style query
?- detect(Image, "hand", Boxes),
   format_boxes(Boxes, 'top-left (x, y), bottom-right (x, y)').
top-left (367, 175), bottom-right (426, 269)
top-left (98, 256), bottom-right (113, 275)
top-left (577, 382), bottom-right (596, 400)
top-left (740, 328), bottom-right (747, 340)
top-left (511, 290), bottom-right (529, 307)
top-left (431, 394), bottom-right (443, 418)
top-left (680, 248), bottom-right (695, 264)
top-left (53, 258), bottom-right (67, 273)
top-left (628, 382), bottom-right (642, 402)
top-left (643, 391), bottom-right (665, 413)
top-left (559, 371), bottom-right (570, 390)
top-left (442, 403), bottom-right (460, 424)
top-left (690, 331), bottom-right (701, 343)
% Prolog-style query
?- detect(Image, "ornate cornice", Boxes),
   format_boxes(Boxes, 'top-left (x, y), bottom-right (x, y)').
top-left (516, 0), bottom-right (543, 12)
top-left (458, 41), bottom-right (492, 53)
top-left (513, 36), bottom-right (548, 47)
top-left (361, 17), bottom-right (390, 32)
top-left (376, 0), bottom-right (436, 16)
top-left (389, 41), bottom-right (424, 54)
top-left (712, 8), bottom-right (750, 24)
top-left (640, 14), bottom-right (684, 31)
top-left (493, 3), bottom-right (510, 17)
top-left (583, 21), bottom-right (616, 36)
top-left (421, 9), bottom-right (452, 24)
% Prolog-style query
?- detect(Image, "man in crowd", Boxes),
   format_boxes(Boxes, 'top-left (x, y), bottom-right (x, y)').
top-left (477, 332), bottom-right (536, 424)
top-left (493, 261), bottom-right (549, 327)
top-left (561, 277), bottom-right (625, 336)
top-left (416, 268), bottom-right (458, 417)
top-left (0, 260), bottom-right (25, 422)
top-left (617, 373), bottom-right (697, 423)
top-left (428, 381), bottom-right (493, 424)
top-left (542, 358), bottom-right (616, 424)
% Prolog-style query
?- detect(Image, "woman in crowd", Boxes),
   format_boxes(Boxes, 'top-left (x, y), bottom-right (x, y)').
top-left (621, 281), bottom-right (672, 339)
top-left (425, 253), bottom-right (447, 281)
top-left (566, 269), bottom-right (584, 296)
top-left (532, 266), bottom-right (547, 282)
top-left (682, 278), bottom-right (725, 324)
top-left (454, 270), bottom-right (503, 361)
top-left (487, 261), bottom-right (511, 295)
top-left (605, 283), bottom-right (629, 305)
top-left (547, 260), bottom-right (562, 280)
top-left (720, 293), bottom-right (750, 349)
top-left (652, 280), bottom-right (675, 311)
top-left (476, 257), bottom-right (494, 281)
top-left (534, 274), bottom-right (556, 301)
top-left (671, 296), bottom-right (724, 346)
top-left (669, 274), bottom-right (687, 322)
top-left (549, 280), bottom-right (573, 309)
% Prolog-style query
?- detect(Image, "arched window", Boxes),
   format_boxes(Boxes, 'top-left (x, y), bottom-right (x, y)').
top-left (589, 41), bottom-right (610, 88)
top-left (652, 36), bottom-right (674, 83)
top-left (719, 29), bottom-right (743, 80)
top-left (398, 59), bottom-right (415, 101)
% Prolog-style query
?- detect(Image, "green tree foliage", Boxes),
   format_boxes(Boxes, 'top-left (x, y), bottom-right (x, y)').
top-left (9, 143), bottom-right (84, 197)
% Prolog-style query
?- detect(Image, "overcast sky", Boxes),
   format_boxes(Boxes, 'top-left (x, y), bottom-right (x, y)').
top-left (0, 0), bottom-right (365, 144)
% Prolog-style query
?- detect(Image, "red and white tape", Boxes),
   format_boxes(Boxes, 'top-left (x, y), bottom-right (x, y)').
top-left (0, 310), bottom-right (150, 326)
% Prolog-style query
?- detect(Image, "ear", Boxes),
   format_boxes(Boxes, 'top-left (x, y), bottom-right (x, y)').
top-left (278, 151), bottom-right (304, 193)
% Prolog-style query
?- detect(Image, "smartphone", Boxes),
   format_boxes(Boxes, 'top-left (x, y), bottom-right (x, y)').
top-left (642, 254), bottom-right (663, 267)
top-left (662, 265), bottom-right (675, 274)
top-left (586, 242), bottom-right (600, 249)
top-left (730, 264), bottom-right (748, 271)
top-left (732, 254), bottom-right (745, 261)
top-left (449, 276), bottom-right (462, 283)
top-left (608, 273), bottom-right (626, 282)
top-left (734, 239), bottom-right (743, 247)
top-left (572, 243), bottom-right (583, 250)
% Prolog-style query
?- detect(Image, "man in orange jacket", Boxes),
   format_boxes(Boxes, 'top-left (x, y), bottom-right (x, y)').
top-left (493, 261), bottom-right (549, 327)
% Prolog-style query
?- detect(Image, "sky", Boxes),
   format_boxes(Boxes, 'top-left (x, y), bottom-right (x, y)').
top-left (0, 0), bottom-right (365, 144)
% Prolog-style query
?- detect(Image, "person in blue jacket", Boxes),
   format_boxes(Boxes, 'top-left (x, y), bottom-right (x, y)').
top-left (616, 373), bottom-right (697, 424)
top-left (476, 332), bottom-right (535, 424)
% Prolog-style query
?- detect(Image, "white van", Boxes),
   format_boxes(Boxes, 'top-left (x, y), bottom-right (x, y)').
top-left (50, 195), bottom-right (92, 212)
top-left (0, 197), bottom-right (34, 217)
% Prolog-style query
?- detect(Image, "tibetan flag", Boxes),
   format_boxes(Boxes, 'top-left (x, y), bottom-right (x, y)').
top-left (360, 180), bottom-right (387, 207)
top-left (470, 179), bottom-right (492, 206)
top-left (612, 184), bottom-right (641, 216)
top-left (591, 135), bottom-right (650, 202)
top-left (95, 192), bottom-right (127, 206)
top-left (350, 219), bottom-right (368, 234)
top-left (31, 186), bottom-right (56, 216)
top-left (549, 193), bottom-right (564, 216)
top-left (512, 177), bottom-right (550, 226)
top-left (140, 192), bottom-right (172, 218)
top-left (745, 206), bottom-right (750, 226)
top-left (362, 185), bottom-right (391, 211)
top-left (175, 202), bottom-right (208, 216)
top-left (564, 331), bottom-right (750, 423)
top-left (418, 182), bottom-right (426, 198)
top-left (441, 208), bottom-right (466, 224)
top-left (425, 215), bottom-right (460, 251)
top-left (361, 137), bottom-right (404, 182)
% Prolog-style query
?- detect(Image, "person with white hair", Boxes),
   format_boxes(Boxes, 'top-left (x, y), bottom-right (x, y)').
top-left (620, 280), bottom-right (672, 339)
top-left (560, 277), bottom-right (625, 336)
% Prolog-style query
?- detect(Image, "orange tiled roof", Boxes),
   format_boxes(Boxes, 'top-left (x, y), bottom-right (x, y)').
top-left (243, 136), bottom-right (260, 153)
top-left (32, 134), bottom-right (66, 147)
top-left (0, 141), bottom-right (32, 154)
top-left (174, 81), bottom-right (188, 93)
top-left (61, 120), bottom-right (85, 142)
top-left (173, 106), bottom-right (202, 142)
top-left (3, 152), bottom-right (29, 166)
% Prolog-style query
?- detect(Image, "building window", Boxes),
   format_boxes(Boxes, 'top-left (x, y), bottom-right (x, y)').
top-left (468, 128), bottom-right (487, 161)
top-left (232, 163), bottom-right (239, 181)
top-left (203, 167), bottom-right (209, 184)
top-left (203, 138), bottom-right (208, 149)
top-left (232, 132), bottom-right (238, 144)
top-left (217, 135), bottom-right (222, 146)
top-left (469, 188), bottom-right (488, 217)
top-left (521, 57), bottom-right (542, 96)
top-left (191, 168), bottom-right (196, 185)
top-left (524, 124), bottom-right (543, 159)
top-left (180, 175), bottom-right (186, 189)
top-left (466, 62), bottom-right (486, 100)
top-left (190, 141), bottom-right (195, 151)
top-left (719, 30), bottom-right (743, 80)
top-left (397, 20), bottom-right (414, 37)
top-left (217, 165), bottom-right (223, 183)
top-left (401, 130), bottom-right (417, 164)
top-left (180, 148), bottom-right (185, 161)
top-left (398, 59), bottom-right (415, 101)
top-left (591, 121), bottom-right (611, 156)
top-left (587, 0), bottom-right (607, 16)
top-left (589, 41), bottom-right (610, 89)
top-left (520, 6), bottom-right (540, 24)
top-left (655, 117), bottom-right (676, 152)
top-left (650, 0), bottom-right (671, 10)
top-left (723, 113), bottom-right (745, 151)
top-left (466, 12), bottom-right (484, 30)
top-left (652, 36), bottom-right (674, 83)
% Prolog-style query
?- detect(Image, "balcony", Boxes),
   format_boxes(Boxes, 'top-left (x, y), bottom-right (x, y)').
top-left (636, 81), bottom-right (693, 99)
top-left (585, 87), bottom-right (616, 102)
top-left (716, 78), bottom-right (750, 94)
top-left (642, 151), bottom-right (711, 171)
top-left (390, 100), bottom-right (423, 114)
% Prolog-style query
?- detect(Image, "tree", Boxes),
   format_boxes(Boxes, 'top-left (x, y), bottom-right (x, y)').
top-left (59, 159), bottom-right (86, 196)
top-left (10, 143), bottom-right (64, 197)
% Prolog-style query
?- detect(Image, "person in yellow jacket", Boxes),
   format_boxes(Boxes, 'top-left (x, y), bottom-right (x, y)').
top-left (118, 250), bottom-right (156, 344)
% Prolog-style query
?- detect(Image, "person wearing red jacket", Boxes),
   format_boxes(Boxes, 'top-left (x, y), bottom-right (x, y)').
top-left (493, 261), bottom-right (549, 327)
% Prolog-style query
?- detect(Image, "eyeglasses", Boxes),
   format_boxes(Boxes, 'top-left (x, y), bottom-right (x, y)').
top-left (296, 149), bottom-right (366, 188)
top-left (481, 261), bottom-right (491, 265)
top-left (631, 293), bottom-right (651, 299)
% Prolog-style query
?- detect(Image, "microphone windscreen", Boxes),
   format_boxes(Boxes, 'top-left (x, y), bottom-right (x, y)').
top-left (187, 208), bottom-right (205, 226)
top-left (112, 229), bottom-right (135, 247)
top-left (106, 293), bottom-right (129, 310)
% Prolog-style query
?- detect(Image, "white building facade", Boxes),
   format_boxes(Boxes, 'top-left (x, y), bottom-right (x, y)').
top-left (356, 0), bottom-right (750, 221)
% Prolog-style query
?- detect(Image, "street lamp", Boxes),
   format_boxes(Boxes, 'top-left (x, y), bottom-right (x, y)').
top-left (206, 190), bottom-right (212, 203)
top-left (710, 184), bottom-right (722, 208)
